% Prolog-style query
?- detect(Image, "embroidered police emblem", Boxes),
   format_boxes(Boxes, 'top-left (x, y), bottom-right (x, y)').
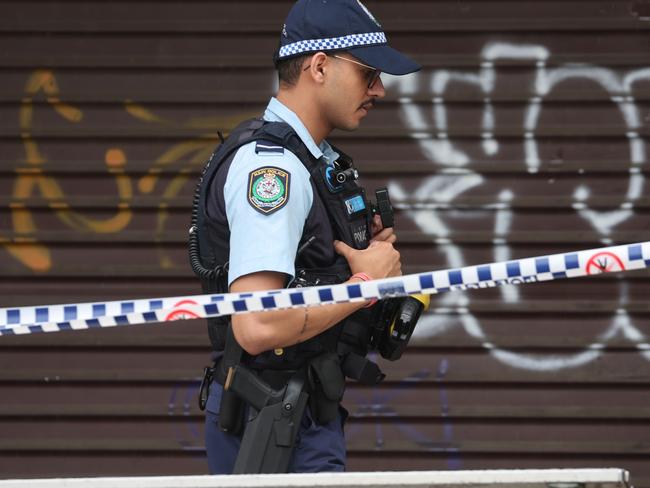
top-left (248, 166), bottom-right (290, 215)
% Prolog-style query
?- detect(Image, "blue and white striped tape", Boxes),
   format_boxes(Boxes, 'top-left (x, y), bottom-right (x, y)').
top-left (1, 241), bottom-right (649, 336)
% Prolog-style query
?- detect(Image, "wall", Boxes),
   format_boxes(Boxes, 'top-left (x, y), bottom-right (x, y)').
top-left (0, 0), bottom-right (649, 483)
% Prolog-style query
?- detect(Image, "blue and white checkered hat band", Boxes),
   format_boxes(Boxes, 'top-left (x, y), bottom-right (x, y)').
top-left (278, 31), bottom-right (387, 58)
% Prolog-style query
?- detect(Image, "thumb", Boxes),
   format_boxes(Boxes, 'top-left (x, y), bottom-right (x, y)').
top-left (333, 239), bottom-right (353, 258)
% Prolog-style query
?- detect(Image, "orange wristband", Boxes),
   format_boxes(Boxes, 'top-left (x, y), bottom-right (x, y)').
top-left (350, 272), bottom-right (377, 308)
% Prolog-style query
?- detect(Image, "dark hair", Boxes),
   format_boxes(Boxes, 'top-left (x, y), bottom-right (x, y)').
top-left (277, 55), bottom-right (310, 87)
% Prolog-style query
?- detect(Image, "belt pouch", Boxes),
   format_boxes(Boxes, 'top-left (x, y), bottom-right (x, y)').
top-left (307, 352), bottom-right (345, 424)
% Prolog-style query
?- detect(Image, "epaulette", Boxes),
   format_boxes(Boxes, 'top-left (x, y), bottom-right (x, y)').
top-left (255, 140), bottom-right (285, 155)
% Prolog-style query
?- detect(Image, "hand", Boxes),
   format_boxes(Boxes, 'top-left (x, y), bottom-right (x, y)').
top-left (334, 239), bottom-right (401, 279)
top-left (370, 214), bottom-right (397, 244)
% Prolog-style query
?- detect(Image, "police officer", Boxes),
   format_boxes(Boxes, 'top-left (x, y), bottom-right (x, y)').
top-left (196, 0), bottom-right (421, 474)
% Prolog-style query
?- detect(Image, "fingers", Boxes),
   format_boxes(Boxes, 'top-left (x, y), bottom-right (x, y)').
top-left (333, 239), bottom-right (353, 258)
top-left (370, 227), bottom-right (397, 244)
top-left (371, 214), bottom-right (382, 235)
top-left (335, 238), bottom-right (402, 279)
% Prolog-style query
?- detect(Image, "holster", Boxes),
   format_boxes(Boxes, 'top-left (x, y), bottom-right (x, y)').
top-left (226, 364), bottom-right (309, 474)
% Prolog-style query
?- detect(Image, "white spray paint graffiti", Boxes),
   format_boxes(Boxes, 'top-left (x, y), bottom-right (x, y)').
top-left (384, 41), bottom-right (650, 371)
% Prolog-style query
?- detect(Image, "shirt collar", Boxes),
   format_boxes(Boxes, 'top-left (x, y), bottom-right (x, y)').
top-left (263, 97), bottom-right (338, 162)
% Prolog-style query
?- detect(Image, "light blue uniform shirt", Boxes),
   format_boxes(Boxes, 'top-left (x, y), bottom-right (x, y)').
top-left (224, 97), bottom-right (340, 286)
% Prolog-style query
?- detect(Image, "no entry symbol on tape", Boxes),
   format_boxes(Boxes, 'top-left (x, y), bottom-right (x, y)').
top-left (165, 300), bottom-right (201, 321)
top-left (585, 252), bottom-right (626, 275)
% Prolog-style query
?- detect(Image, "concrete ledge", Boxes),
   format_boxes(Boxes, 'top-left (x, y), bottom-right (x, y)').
top-left (0, 468), bottom-right (632, 488)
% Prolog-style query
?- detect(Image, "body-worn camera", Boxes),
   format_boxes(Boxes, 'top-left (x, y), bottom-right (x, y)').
top-left (332, 167), bottom-right (359, 184)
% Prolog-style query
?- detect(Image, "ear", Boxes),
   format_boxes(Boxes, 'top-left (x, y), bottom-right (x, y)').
top-left (306, 52), bottom-right (329, 85)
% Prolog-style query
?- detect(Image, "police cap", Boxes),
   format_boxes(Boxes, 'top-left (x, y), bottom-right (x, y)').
top-left (275, 0), bottom-right (421, 76)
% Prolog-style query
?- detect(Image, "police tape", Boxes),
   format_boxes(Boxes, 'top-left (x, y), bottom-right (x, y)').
top-left (1, 241), bottom-right (649, 336)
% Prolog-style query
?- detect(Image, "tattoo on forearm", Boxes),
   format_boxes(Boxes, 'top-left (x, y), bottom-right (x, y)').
top-left (300, 308), bottom-right (308, 335)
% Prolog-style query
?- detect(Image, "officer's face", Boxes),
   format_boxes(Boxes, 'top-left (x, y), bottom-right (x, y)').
top-left (323, 54), bottom-right (385, 131)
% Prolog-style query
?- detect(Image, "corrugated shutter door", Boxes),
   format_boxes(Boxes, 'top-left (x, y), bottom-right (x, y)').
top-left (0, 0), bottom-right (649, 483)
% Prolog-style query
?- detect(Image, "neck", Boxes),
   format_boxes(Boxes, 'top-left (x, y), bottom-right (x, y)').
top-left (276, 88), bottom-right (331, 145)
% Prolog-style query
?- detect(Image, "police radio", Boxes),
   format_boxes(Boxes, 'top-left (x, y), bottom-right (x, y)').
top-left (371, 187), bottom-right (430, 361)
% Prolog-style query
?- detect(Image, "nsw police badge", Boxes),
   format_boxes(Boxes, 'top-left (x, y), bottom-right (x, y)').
top-left (248, 166), bottom-right (290, 215)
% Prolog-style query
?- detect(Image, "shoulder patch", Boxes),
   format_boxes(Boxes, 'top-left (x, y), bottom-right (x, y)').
top-left (248, 166), bottom-right (290, 215)
top-left (255, 140), bottom-right (284, 155)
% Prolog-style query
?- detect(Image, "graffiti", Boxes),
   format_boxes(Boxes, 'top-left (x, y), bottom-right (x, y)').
top-left (167, 381), bottom-right (205, 456)
top-left (4, 41), bottom-right (649, 372)
top-left (384, 41), bottom-right (650, 371)
top-left (3, 70), bottom-right (253, 272)
top-left (131, 102), bottom-right (255, 269)
top-left (4, 70), bottom-right (133, 272)
top-left (5, 47), bottom-right (648, 461)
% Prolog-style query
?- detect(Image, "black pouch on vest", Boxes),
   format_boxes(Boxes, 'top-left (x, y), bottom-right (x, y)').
top-left (307, 352), bottom-right (345, 424)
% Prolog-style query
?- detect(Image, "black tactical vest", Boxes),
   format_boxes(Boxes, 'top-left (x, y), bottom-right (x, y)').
top-left (190, 118), bottom-right (376, 371)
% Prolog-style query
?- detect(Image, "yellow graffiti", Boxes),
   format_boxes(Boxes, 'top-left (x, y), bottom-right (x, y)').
top-left (6, 70), bottom-right (133, 272)
top-left (4, 69), bottom-right (254, 273)
top-left (128, 102), bottom-right (254, 269)
top-left (143, 131), bottom-right (251, 269)
top-left (125, 100), bottom-right (168, 124)
top-left (138, 141), bottom-right (210, 195)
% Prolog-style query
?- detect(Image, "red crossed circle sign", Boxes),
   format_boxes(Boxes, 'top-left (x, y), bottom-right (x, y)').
top-left (165, 299), bottom-right (201, 321)
top-left (585, 251), bottom-right (626, 275)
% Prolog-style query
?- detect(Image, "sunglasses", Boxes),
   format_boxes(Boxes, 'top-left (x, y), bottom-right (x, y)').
top-left (303, 54), bottom-right (382, 89)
